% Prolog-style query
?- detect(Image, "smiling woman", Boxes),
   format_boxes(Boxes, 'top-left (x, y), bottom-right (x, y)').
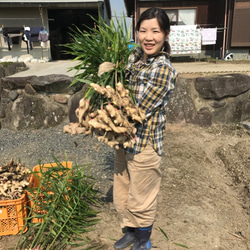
top-left (113, 7), bottom-right (178, 250)
top-left (136, 7), bottom-right (171, 59)
top-left (138, 18), bottom-right (169, 62)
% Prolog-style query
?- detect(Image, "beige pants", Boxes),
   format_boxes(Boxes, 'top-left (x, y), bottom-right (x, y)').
top-left (114, 143), bottom-right (161, 228)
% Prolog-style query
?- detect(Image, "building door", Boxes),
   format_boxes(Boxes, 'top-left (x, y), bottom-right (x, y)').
top-left (48, 9), bottom-right (98, 60)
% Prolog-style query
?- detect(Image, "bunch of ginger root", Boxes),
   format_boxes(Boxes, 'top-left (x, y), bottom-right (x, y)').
top-left (63, 81), bottom-right (146, 150)
top-left (0, 158), bottom-right (30, 200)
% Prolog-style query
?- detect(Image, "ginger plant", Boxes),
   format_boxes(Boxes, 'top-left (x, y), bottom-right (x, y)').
top-left (63, 13), bottom-right (143, 149)
top-left (69, 81), bottom-right (146, 149)
top-left (63, 81), bottom-right (146, 149)
top-left (64, 12), bottom-right (135, 105)
top-left (16, 155), bottom-right (101, 250)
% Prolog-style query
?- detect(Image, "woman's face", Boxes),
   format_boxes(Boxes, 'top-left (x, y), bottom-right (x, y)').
top-left (138, 18), bottom-right (168, 61)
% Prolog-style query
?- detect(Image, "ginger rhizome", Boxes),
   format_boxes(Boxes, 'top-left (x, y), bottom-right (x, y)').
top-left (0, 158), bottom-right (30, 200)
top-left (63, 81), bottom-right (146, 149)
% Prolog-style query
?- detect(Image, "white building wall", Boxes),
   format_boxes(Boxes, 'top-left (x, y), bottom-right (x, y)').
top-left (0, 7), bottom-right (50, 61)
top-left (0, 0), bottom-right (111, 61)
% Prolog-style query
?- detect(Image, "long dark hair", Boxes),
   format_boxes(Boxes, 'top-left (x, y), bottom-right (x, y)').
top-left (136, 7), bottom-right (171, 54)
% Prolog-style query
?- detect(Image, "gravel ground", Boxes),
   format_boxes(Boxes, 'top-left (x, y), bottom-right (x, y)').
top-left (0, 120), bottom-right (115, 201)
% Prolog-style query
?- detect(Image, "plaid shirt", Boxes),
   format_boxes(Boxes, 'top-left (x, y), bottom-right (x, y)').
top-left (124, 47), bottom-right (178, 156)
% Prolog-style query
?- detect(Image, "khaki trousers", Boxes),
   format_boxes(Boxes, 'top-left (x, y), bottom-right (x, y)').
top-left (114, 143), bottom-right (161, 228)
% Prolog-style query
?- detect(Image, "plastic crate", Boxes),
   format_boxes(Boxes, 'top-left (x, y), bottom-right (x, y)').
top-left (28, 161), bottom-right (72, 223)
top-left (0, 194), bottom-right (28, 236)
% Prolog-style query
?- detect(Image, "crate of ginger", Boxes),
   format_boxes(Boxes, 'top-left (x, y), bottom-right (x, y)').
top-left (0, 159), bottom-right (30, 235)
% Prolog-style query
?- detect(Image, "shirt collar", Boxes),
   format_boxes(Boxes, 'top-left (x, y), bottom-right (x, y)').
top-left (131, 47), bottom-right (170, 64)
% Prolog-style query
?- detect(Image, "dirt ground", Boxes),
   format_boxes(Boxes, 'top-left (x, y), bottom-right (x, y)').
top-left (82, 123), bottom-right (250, 250)
top-left (2, 123), bottom-right (250, 250)
top-left (1, 66), bottom-right (250, 249)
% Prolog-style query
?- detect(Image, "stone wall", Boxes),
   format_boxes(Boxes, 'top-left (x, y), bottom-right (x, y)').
top-left (166, 74), bottom-right (250, 128)
top-left (0, 63), bottom-right (250, 130)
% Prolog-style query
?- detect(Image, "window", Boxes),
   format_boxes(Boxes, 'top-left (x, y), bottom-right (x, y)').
top-left (165, 9), bottom-right (196, 25)
top-left (231, 0), bottom-right (250, 46)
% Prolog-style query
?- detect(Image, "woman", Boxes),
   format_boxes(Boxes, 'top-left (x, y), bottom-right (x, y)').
top-left (113, 7), bottom-right (178, 250)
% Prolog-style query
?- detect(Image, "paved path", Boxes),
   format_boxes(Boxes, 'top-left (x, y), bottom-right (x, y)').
top-left (173, 61), bottom-right (250, 74)
top-left (9, 60), bottom-right (250, 77)
top-left (10, 60), bottom-right (81, 77)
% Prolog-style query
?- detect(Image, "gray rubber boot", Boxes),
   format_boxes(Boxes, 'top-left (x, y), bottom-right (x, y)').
top-left (130, 226), bottom-right (152, 250)
top-left (114, 227), bottom-right (136, 249)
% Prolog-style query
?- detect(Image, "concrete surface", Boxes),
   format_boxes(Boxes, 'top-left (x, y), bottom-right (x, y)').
top-left (9, 60), bottom-right (81, 77)
top-left (173, 61), bottom-right (250, 74)
top-left (8, 60), bottom-right (250, 77)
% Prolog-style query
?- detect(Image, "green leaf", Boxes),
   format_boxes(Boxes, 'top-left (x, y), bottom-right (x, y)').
top-left (172, 242), bottom-right (190, 249)
top-left (63, 11), bottom-right (135, 110)
top-left (158, 227), bottom-right (169, 241)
